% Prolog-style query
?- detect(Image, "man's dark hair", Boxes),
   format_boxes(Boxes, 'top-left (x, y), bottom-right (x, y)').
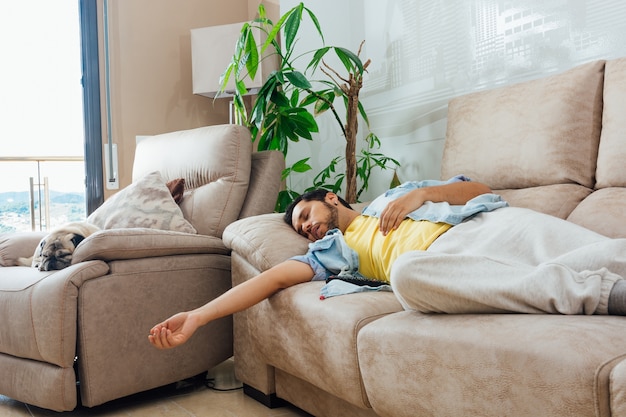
top-left (283, 189), bottom-right (352, 226)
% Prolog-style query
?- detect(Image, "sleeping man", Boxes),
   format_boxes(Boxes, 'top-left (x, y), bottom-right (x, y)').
top-left (149, 175), bottom-right (626, 349)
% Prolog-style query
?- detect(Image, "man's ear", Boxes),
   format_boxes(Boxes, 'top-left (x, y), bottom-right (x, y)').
top-left (325, 192), bottom-right (339, 206)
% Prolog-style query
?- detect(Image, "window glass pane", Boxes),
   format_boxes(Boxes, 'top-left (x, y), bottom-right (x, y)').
top-left (0, 160), bottom-right (86, 233)
top-left (0, 1), bottom-right (83, 157)
top-left (0, 1), bottom-right (86, 232)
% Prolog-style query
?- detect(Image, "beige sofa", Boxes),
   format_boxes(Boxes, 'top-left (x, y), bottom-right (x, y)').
top-left (223, 57), bottom-right (626, 417)
top-left (0, 124), bottom-right (284, 411)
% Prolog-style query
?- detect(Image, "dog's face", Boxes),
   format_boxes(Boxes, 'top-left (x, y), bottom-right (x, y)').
top-left (31, 222), bottom-right (100, 271)
top-left (32, 233), bottom-right (86, 271)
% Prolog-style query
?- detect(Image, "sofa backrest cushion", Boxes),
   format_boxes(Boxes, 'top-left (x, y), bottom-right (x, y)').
top-left (566, 188), bottom-right (626, 238)
top-left (133, 124), bottom-right (252, 237)
top-left (596, 57), bottom-right (626, 189)
top-left (566, 57), bottom-right (626, 238)
top-left (238, 150), bottom-right (285, 219)
top-left (442, 59), bottom-right (605, 191)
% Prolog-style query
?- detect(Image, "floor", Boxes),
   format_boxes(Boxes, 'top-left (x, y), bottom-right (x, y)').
top-left (0, 359), bottom-right (312, 417)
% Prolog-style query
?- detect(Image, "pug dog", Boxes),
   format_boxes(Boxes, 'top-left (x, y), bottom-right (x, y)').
top-left (18, 222), bottom-right (101, 271)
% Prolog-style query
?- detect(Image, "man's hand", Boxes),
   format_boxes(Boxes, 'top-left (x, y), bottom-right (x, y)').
top-left (378, 181), bottom-right (492, 235)
top-left (148, 311), bottom-right (200, 349)
top-left (147, 260), bottom-right (316, 350)
top-left (379, 189), bottom-right (426, 235)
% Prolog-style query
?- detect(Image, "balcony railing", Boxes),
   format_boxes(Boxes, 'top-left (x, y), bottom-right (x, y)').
top-left (0, 157), bottom-right (86, 233)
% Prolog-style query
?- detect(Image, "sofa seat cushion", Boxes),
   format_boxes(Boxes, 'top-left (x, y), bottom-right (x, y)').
top-left (0, 261), bottom-right (109, 366)
top-left (358, 312), bottom-right (626, 417)
top-left (251, 281), bottom-right (402, 409)
top-left (567, 187), bottom-right (626, 238)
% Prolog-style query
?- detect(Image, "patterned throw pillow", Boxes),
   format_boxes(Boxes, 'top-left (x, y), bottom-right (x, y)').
top-left (87, 171), bottom-right (197, 233)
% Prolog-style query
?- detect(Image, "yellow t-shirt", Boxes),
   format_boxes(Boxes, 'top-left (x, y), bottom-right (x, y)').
top-left (343, 215), bottom-right (451, 283)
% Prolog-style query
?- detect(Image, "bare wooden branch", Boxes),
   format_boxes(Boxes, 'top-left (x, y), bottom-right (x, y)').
top-left (322, 59), bottom-right (349, 84)
top-left (357, 40), bottom-right (365, 56)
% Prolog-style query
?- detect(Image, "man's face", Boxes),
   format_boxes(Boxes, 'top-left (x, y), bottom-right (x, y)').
top-left (291, 198), bottom-right (339, 241)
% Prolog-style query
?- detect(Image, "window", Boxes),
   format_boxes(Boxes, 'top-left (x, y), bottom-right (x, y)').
top-left (0, 1), bottom-right (103, 232)
top-left (1, 2), bottom-right (82, 231)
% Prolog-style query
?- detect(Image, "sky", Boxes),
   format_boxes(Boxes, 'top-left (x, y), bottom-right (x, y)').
top-left (0, 1), bottom-right (85, 193)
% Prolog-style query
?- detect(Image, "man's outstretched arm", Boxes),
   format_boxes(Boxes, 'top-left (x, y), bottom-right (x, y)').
top-left (148, 260), bottom-right (314, 349)
top-left (378, 180), bottom-right (492, 234)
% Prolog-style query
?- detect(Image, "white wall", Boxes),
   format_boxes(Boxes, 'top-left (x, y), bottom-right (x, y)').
top-left (282, 0), bottom-right (626, 201)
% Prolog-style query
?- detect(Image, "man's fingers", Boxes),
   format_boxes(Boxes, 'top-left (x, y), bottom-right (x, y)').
top-left (380, 207), bottom-right (403, 235)
top-left (148, 327), bottom-right (173, 349)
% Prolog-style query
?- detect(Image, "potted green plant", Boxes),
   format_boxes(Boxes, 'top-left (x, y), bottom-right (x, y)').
top-left (220, 2), bottom-right (399, 210)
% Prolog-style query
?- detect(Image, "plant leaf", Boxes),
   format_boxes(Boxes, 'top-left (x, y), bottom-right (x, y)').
top-left (283, 4), bottom-right (303, 51)
top-left (262, 20), bottom-right (283, 54)
top-left (389, 171), bottom-right (402, 189)
top-left (292, 158), bottom-right (312, 173)
top-left (306, 46), bottom-right (330, 72)
top-left (244, 29), bottom-right (259, 80)
top-left (288, 108), bottom-right (318, 131)
top-left (285, 71), bottom-right (312, 89)
top-left (333, 47), bottom-right (364, 74)
top-left (270, 89), bottom-right (290, 107)
top-left (357, 101), bottom-right (370, 127)
top-left (300, 91), bottom-right (322, 107)
top-left (303, 6), bottom-right (324, 43)
top-left (218, 62), bottom-right (234, 92)
top-left (289, 89), bottom-right (300, 107)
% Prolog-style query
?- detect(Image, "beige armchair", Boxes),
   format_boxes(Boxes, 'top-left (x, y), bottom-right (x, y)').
top-left (0, 124), bottom-right (284, 411)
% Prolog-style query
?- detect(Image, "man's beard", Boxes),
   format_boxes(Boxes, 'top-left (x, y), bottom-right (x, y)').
top-left (323, 201), bottom-right (340, 231)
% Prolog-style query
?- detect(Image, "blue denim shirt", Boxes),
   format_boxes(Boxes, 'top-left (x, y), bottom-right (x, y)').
top-left (291, 175), bottom-right (508, 281)
top-left (362, 175), bottom-right (508, 225)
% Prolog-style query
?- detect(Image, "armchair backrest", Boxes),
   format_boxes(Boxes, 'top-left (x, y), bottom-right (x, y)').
top-left (239, 150), bottom-right (285, 219)
top-left (133, 124), bottom-right (252, 237)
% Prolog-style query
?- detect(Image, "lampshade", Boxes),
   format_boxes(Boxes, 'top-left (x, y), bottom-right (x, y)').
top-left (191, 22), bottom-right (279, 98)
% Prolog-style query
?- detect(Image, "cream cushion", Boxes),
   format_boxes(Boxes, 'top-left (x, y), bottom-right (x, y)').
top-left (87, 171), bottom-right (197, 234)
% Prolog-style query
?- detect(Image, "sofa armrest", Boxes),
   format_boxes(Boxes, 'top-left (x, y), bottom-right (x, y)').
top-left (0, 231), bottom-right (48, 266)
top-left (72, 228), bottom-right (228, 264)
top-left (223, 213), bottom-right (310, 273)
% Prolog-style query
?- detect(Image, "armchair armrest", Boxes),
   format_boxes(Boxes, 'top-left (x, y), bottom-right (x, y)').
top-left (0, 232), bottom-right (48, 266)
top-left (72, 228), bottom-right (228, 264)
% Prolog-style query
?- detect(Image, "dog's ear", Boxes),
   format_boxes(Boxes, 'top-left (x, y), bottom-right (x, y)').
top-left (71, 234), bottom-right (86, 248)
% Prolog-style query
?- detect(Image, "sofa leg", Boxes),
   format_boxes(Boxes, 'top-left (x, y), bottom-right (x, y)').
top-left (243, 384), bottom-right (288, 408)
